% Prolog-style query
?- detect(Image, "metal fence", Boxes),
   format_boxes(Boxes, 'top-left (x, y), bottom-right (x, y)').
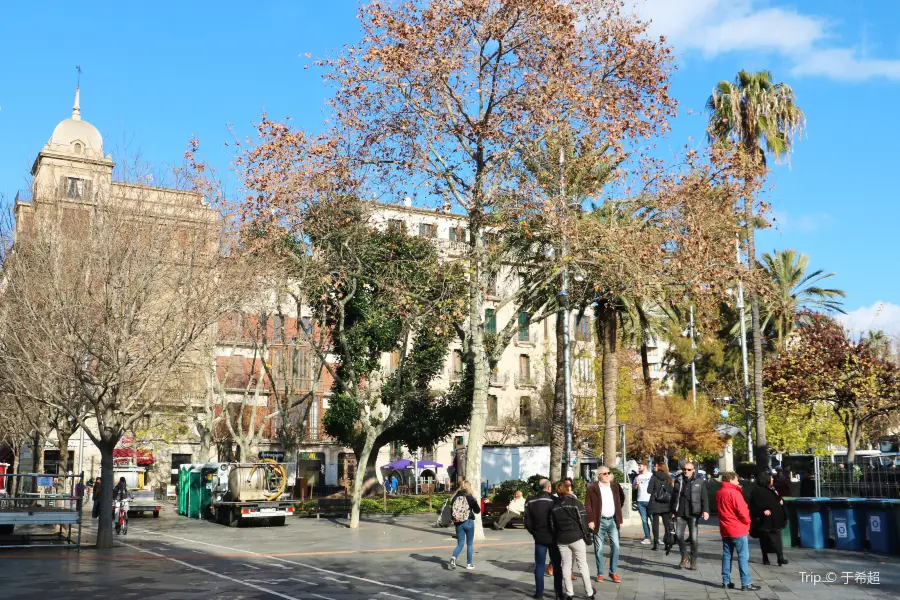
top-left (0, 472), bottom-right (84, 548)
top-left (818, 461), bottom-right (900, 499)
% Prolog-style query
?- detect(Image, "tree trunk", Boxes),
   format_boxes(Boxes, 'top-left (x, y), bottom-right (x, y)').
top-left (640, 343), bottom-right (652, 398)
top-left (846, 421), bottom-right (860, 465)
top-left (465, 223), bottom-right (488, 542)
top-left (550, 309), bottom-right (567, 482)
top-left (57, 431), bottom-right (72, 496)
top-left (598, 303), bottom-right (619, 469)
top-left (350, 432), bottom-right (376, 528)
top-left (745, 198), bottom-right (767, 469)
top-left (197, 426), bottom-right (214, 463)
top-left (10, 450), bottom-right (19, 497)
top-left (96, 442), bottom-right (116, 549)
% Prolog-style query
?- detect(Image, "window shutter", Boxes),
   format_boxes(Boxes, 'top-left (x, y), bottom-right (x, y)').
top-left (83, 179), bottom-right (93, 202)
top-left (419, 222), bottom-right (425, 235)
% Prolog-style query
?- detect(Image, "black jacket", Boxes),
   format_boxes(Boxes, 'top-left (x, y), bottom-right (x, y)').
top-left (646, 470), bottom-right (673, 514)
top-left (524, 491), bottom-right (556, 546)
top-left (671, 474), bottom-right (709, 517)
top-left (749, 483), bottom-right (787, 532)
top-left (549, 494), bottom-right (589, 545)
top-left (112, 483), bottom-right (130, 501)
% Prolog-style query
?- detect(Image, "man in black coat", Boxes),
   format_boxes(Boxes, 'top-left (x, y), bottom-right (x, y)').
top-left (524, 479), bottom-right (563, 600)
top-left (670, 462), bottom-right (709, 570)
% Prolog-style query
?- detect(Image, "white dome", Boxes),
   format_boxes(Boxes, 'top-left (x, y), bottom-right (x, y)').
top-left (49, 117), bottom-right (103, 152)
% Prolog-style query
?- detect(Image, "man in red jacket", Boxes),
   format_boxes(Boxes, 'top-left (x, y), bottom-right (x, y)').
top-left (715, 472), bottom-right (760, 592)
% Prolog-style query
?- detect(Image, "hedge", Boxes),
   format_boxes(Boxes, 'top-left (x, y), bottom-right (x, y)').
top-left (295, 495), bottom-right (452, 515)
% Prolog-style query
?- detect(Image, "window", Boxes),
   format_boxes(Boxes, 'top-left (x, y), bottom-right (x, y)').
top-left (273, 315), bottom-right (284, 343)
top-left (450, 350), bottom-right (463, 380)
top-left (485, 309), bottom-right (496, 334)
top-left (518, 311), bottom-right (530, 342)
top-left (418, 222), bottom-right (437, 238)
top-left (73, 142), bottom-right (83, 154)
top-left (390, 441), bottom-right (402, 458)
top-left (575, 316), bottom-right (592, 342)
top-left (487, 272), bottom-right (498, 296)
top-left (308, 399), bottom-right (320, 440)
top-left (388, 350), bottom-right (400, 374)
top-left (518, 354), bottom-right (531, 384)
top-left (300, 316), bottom-right (312, 340)
top-left (227, 355), bottom-right (246, 388)
top-left (519, 397), bottom-right (533, 428)
top-left (66, 177), bottom-right (84, 200)
top-left (449, 226), bottom-right (467, 242)
top-left (574, 356), bottom-right (594, 383)
top-left (387, 219), bottom-right (405, 233)
top-left (487, 394), bottom-right (498, 426)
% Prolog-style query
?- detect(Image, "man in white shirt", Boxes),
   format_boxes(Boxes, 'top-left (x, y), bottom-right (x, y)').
top-left (634, 463), bottom-right (653, 544)
top-left (493, 490), bottom-right (526, 530)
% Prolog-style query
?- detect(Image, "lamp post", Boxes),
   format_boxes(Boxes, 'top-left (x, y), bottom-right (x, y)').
top-left (735, 239), bottom-right (754, 462)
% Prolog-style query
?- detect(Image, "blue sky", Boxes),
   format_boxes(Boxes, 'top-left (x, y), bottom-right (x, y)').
top-left (0, 0), bottom-right (897, 339)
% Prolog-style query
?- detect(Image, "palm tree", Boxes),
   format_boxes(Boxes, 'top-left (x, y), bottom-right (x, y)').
top-left (707, 70), bottom-right (805, 467)
top-left (761, 249), bottom-right (846, 348)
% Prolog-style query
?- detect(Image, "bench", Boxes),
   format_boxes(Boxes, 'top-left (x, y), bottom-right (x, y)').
top-left (316, 498), bottom-right (352, 519)
top-left (482, 501), bottom-right (525, 529)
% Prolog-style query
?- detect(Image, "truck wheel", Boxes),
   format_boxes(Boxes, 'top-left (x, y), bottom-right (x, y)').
top-left (228, 507), bottom-right (240, 528)
top-left (153, 510), bottom-right (160, 518)
top-left (270, 516), bottom-right (286, 527)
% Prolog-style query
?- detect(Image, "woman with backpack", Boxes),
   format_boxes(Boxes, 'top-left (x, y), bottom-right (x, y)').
top-left (448, 480), bottom-right (481, 571)
top-left (647, 462), bottom-right (674, 553)
top-left (549, 479), bottom-right (594, 600)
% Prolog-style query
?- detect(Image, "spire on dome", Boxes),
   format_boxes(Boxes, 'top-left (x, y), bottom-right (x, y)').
top-left (72, 86), bottom-right (81, 121)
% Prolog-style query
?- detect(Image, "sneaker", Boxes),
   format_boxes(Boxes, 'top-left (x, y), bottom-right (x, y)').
top-left (721, 583), bottom-right (735, 590)
top-left (594, 576), bottom-right (603, 582)
top-left (640, 538), bottom-right (651, 545)
top-left (741, 584), bottom-right (761, 591)
top-left (449, 557), bottom-right (456, 570)
top-left (609, 573), bottom-right (621, 583)
top-left (466, 564), bottom-right (475, 570)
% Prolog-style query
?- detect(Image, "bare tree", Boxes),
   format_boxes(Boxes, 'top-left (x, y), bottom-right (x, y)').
top-left (0, 166), bottom-right (232, 549)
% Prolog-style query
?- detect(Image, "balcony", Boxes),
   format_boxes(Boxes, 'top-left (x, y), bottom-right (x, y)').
top-left (489, 372), bottom-right (508, 388)
top-left (515, 373), bottom-right (536, 388)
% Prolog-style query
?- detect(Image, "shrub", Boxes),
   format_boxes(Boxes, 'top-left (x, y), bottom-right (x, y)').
top-left (492, 479), bottom-right (533, 506)
top-left (609, 468), bottom-right (625, 484)
top-left (572, 477), bottom-right (587, 501)
top-left (527, 474), bottom-right (548, 494)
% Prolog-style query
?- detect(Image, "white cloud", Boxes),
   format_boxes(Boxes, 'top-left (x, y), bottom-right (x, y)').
top-left (838, 302), bottom-right (900, 341)
top-left (626, 0), bottom-right (900, 82)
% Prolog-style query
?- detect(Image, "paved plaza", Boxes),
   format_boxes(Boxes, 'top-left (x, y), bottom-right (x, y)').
top-left (1, 506), bottom-right (898, 600)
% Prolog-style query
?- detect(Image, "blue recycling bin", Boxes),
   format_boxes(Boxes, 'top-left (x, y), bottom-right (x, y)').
top-left (794, 497), bottom-right (830, 549)
top-left (864, 499), bottom-right (899, 554)
top-left (829, 498), bottom-right (865, 551)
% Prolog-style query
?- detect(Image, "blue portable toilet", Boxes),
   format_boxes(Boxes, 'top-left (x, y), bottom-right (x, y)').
top-left (795, 497), bottom-right (830, 549)
top-left (829, 498), bottom-right (864, 551)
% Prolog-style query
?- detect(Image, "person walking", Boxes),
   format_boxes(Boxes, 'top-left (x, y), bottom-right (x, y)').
top-left (448, 480), bottom-right (481, 571)
top-left (585, 467), bottom-right (624, 583)
top-left (647, 462), bottom-right (674, 552)
top-left (670, 461), bottom-right (709, 570)
top-left (550, 480), bottom-right (594, 600)
top-left (633, 463), bottom-right (652, 545)
top-left (90, 476), bottom-right (103, 519)
top-left (524, 479), bottom-right (563, 600)
top-left (716, 472), bottom-right (760, 591)
top-left (750, 469), bottom-right (789, 566)
top-left (493, 490), bottom-right (526, 530)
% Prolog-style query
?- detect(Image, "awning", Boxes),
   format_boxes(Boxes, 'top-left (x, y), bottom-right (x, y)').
top-left (381, 459), bottom-right (443, 470)
top-left (113, 448), bottom-right (154, 466)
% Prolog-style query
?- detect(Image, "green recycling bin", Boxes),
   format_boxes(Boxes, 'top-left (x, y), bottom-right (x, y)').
top-left (783, 498), bottom-right (800, 547)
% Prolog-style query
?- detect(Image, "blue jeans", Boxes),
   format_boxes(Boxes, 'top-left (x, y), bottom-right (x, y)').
top-left (636, 501), bottom-right (651, 539)
top-left (534, 543), bottom-right (563, 596)
top-left (722, 536), bottom-right (751, 587)
top-left (453, 520), bottom-right (475, 564)
top-left (592, 518), bottom-right (620, 575)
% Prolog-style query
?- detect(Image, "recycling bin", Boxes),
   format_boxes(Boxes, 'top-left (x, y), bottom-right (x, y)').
top-left (828, 498), bottom-right (865, 551)
top-left (794, 497), bottom-right (830, 549)
top-left (864, 499), bottom-right (899, 554)
top-left (783, 498), bottom-right (800, 547)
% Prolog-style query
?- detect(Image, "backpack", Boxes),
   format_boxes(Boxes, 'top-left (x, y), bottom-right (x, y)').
top-left (654, 481), bottom-right (672, 505)
top-left (451, 494), bottom-right (471, 523)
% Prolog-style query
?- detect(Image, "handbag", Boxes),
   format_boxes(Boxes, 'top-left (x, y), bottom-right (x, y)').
top-left (577, 514), bottom-right (594, 547)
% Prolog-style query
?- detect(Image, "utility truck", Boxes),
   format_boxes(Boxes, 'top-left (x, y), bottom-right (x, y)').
top-left (178, 460), bottom-right (294, 527)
